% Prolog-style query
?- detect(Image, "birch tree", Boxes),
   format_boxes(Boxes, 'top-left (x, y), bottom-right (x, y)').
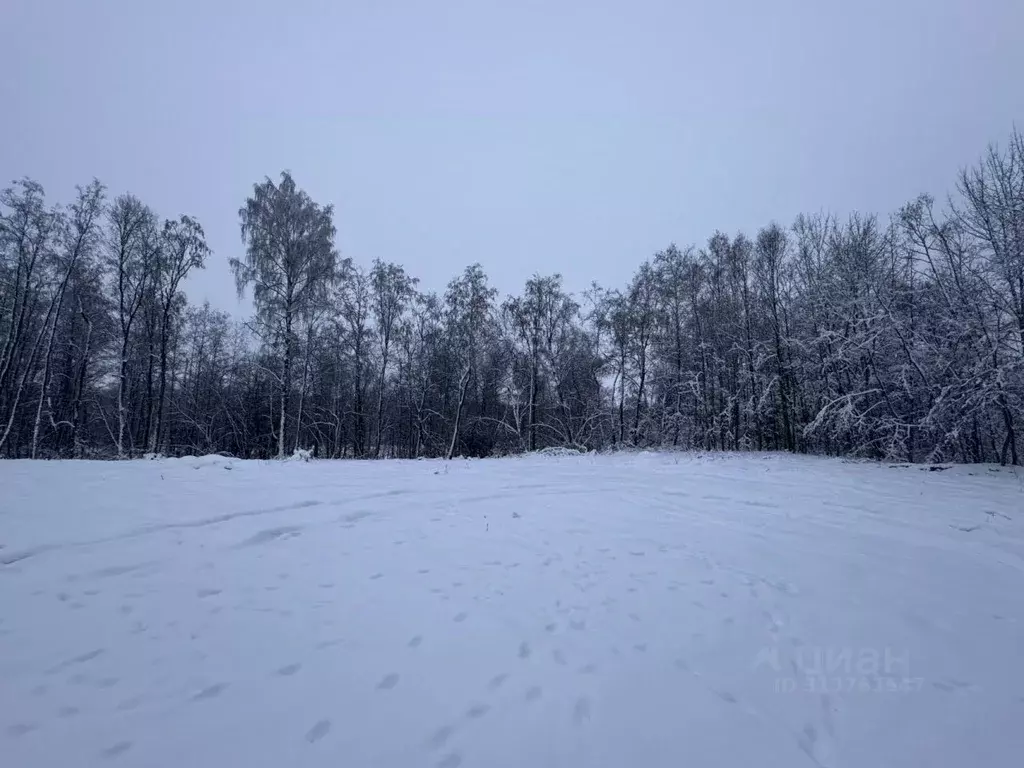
top-left (370, 259), bottom-right (416, 457)
top-left (232, 172), bottom-right (337, 458)
top-left (444, 264), bottom-right (496, 459)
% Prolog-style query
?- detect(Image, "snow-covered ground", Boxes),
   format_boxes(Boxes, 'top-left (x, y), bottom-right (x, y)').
top-left (1, 453), bottom-right (1022, 768)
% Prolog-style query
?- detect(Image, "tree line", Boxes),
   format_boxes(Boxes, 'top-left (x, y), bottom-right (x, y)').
top-left (2, 129), bottom-right (1022, 463)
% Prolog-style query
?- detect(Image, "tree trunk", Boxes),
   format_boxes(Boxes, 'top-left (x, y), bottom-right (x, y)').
top-left (31, 287), bottom-right (71, 458)
top-left (529, 349), bottom-right (538, 451)
top-left (279, 307), bottom-right (293, 459)
top-left (374, 333), bottom-right (390, 458)
top-left (70, 303), bottom-right (93, 459)
top-left (150, 319), bottom-right (170, 455)
top-left (615, 352), bottom-right (625, 445)
top-left (447, 365), bottom-right (471, 460)
top-left (294, 324), bottom-right (313, 454)
top-left (0, 282), bottom-right (63, 454)
top-left (632, 355), bottom-right (646, 446)
top-left (117, 334), bottom-right (131, 459)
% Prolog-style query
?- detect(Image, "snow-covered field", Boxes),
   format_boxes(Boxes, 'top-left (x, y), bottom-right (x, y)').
top-left (1, 453), bottom-right (1022, 768)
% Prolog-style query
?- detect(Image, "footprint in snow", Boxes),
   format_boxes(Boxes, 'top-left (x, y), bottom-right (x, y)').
top-left (437, 753), bottom-right (463, 768)
top-left (466, 703), bottom-right (490, 719)
top-left (573, 697), bottom-right (592, 725)
top-left (487, 673), bottom-right (508, 691)
top-left (276, 663), bottom-right (302, 676)
top-left (192, 683), bottom-right (228, 701)
top-left (101, 741), bottom-right (133, 759)
top-left (453, 612), bottom-right (468, 623)
top-left (428, 725), bottom-right (455, 749)
top-left (518, 642), bottom-right (531, 659)
top-left (46, 648), bottom-right (105, 674)
top-left (797, 724), bottom-right (819, 762)
top-left (525, 686), bottom-right (543, 702)
top-left (377, 673), bottom-right (400, 690)
top-left (932, 679), bottom-right (976, 693)
top-left (408, 635), bottom-right (424, 648)
top-left (239, 526), bottom-right (302, 547)
top-left (305, 720), bottom-right (331, 743)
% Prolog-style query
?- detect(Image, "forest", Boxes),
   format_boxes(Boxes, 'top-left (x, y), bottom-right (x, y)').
top-left (1, 129), bottom-right (1022, 464)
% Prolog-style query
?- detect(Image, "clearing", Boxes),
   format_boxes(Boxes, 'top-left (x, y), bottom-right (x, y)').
top-left (1, 453), bottom-right (1022, 767)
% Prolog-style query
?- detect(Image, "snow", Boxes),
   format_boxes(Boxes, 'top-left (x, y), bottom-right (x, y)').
top-left (1, 453), bottom-right (1023, 768)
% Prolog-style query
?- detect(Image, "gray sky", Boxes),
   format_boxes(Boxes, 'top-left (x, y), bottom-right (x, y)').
top-left (3, 0), bottom-right (1022, 313)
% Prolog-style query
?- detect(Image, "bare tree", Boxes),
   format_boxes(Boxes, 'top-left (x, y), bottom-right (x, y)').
top-left (233, 172), bottom-right (337, 458)
top-left (0, 180), bottom-right (59, 453)
top-left (30, 180), bottom-right (105, 457)
top-left (370, 259), bottom-right (416, 457)
top-left (444, 264), bottom-right (496, 459)
top-left (106, 194), bottom-right (158, 458)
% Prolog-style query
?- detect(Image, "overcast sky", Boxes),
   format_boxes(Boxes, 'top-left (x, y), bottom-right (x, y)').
top-left (2, 0), bottom-right (1022, 313)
